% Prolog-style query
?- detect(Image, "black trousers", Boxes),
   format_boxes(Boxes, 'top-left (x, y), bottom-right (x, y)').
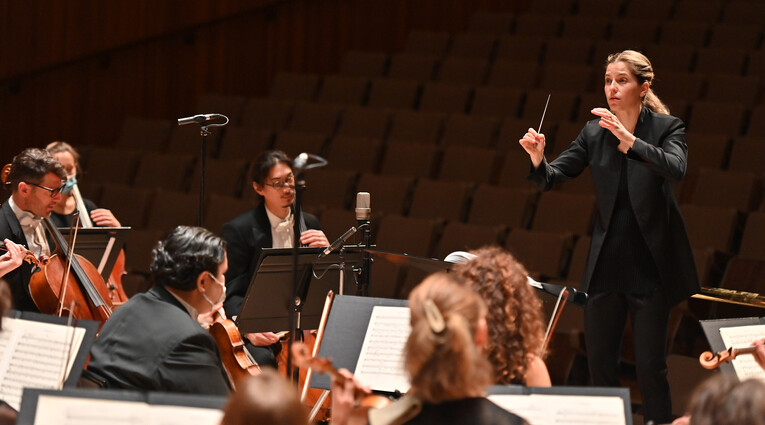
top-left (585, 290), bottom-right (672, 424)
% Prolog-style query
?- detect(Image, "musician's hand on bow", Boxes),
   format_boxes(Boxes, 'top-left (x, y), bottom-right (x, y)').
top-left (0, 239), bottom-right (26, 278)
top-left (90, 208), bottom-right (122, 227)
top-left (591, 108), bottom-right (635, 154)
top-left (752, 338), bottom-right (765, 370)
top-left (245, 332), bottom-right (280, 346)
top-left (300, 229), bottom-right (329, 247)
top-left (518, 128), bottom-right (545, 169)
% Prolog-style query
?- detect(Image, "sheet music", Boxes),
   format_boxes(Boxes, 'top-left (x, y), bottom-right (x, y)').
top-left (719, 324), bottom-right (765, 382)
top-left (33, 395), bottom-right (223, 425)
top-left (0, 318), bottom-right (85, 411)
top-left (488, 394), bottom-right (626, 425)
top-left (354, 305), bottom-right (411, 393)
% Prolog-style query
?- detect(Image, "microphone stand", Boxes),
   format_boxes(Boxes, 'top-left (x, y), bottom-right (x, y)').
top-left (358, 222), bottom-right (371, 296)
top-left (287, 170), bottom-right (307, 385)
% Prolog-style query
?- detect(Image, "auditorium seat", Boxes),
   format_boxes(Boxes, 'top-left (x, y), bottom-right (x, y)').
top-left (745, 105), bottom-right (765, 138)
top-left (719, 256), bottom-right (765, 295)
top-left (720, 0), bottom-right (765, 26)
top-left (335, 106), bottom-right (391, 140)
top-left (301, 169), bottom-right (357, 212)
top-left (554, 167), bottom-right (595, 194)
top-left (387, 53), bottom-right (440, 82)
top-left (642, 43), bottom-right (696, 73)
top-left (356, 173), bottom-right (415, 216)
top-left (239, 97), bottom-right (293, 131)
top-left (188, 157), bottom-right (249, 198)
top-left (435, 221), bottom-right (506, 260)
top-left (402, 30), bottom-right (451, 57)
top-left (576, 0), bottom-right (624, 18)
top-left (727, 137), bottom-right (765, 175)
top-left (575, 92), bottom-right (608, 123)
top-left (609, 18), bottom-right (660, 47)
top-left (694, 47), bottom-right (749, 76)
top-left (671, 0), bottom-right (724, 24)
top-left (272, 131), bottom-right (328, 159)
top-left (531, 191), bottom-right (596, 236)
top-left (469, 87), bottom-right (524, 118)
top-left (418, 82), bottom-right (474, 114)
top-left (496, 149), bottom-right (540, 190)
top-left (203, 194), bottom-right (255, 234)
top-left (440, 113), bottom-right (500, 147)
top-left (317, 207), bottom-right (358, 242)
top-left (520, 89), bottom-right (579, 124)
top-left (132, 152), bottom-right (195, 192)
top-left (528, 0), bottom-right (577, 15)
top-left (437, 145), bottom-right (499, 184)
top-left (654, 71), bottom-right (705, 104)
top-left (466, 11), bottom-right (514, 35)
top-left (325, 136), bottom-right (383, 174)
top-left (86, 147), bottom-right (141, 186)
top-left (366, 78), bottom-right (421, 110)
top-left (123, 228), bottom-right (164, 275)
top-left (196, 93), bottom-right (247, 126)
top-left (408, 178), bottom-right (472, 222)
top-left (287, 102), bottom-right (342, 135)
top-left (387, 109), bottom-right (445, 145)
top-left (165, 124), bottom-right (223, 158)
top-left (495, 35), bottom-right (546, 63)
top-left (738, 212), bottom-right (765, 261)
top-left (115, 117), bottom-right (173, 153)
top-left (315, 75), bottom-right (370, 106)
top-left (560, 16), bottom-right (610, 42)
top-left (486, 60), bottom-right (540, 90)
top-left (467, 184), bottom-right (538, 229)
top-left (216, 127), bottom-right (273, 160)
top-left (338, 50), bottom-right (389, 78)
top-left (748, 50), bottom-right (765, 79)
top-left (686, 168), bottom-right (763, 212)
top-left (98, 184), bottom-right (154, 230)
top-left (447, 33), bottom-right (498, 60)
top-left (505, 228), bottom-right (575, 280)
top-left (592, 40), bottom-right (636, 69)
top-left (379, 142), bottom-right (440, 179)
top-left (687, 101), bottom-right (747, 137)
top-left (268, 72), bottom-right (321, 102)
top-left (707, 23), bottom-right (763, 51)
top-left (656, 22), bottom-right (710, 48)
top-left (565, 235), bottom-right (591, 283)
top-left (513, 14), bottom-right (562, 38)
top-left (685, 134), bottom-right (731, 173)
top-left (542, 39), bottom-right (595, 67)
top-left (436, 57), bottom-right (489, 85)
top-left (680, 204), bottom-right (742, 253)
top-left (667, 354), bottom-right (715, 418)
top-left (145, 189), bottom-right (200, 232)
top-left (495, 117), bottom-right (547, 153)
top-left (623, 0), bottom-right (673, 20)
top-left (537, 64), bottom-right (595, 93)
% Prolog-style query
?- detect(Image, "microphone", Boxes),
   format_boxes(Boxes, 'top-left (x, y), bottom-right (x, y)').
top-left (355, 192), bottom-right (371, 222)
top-left (292, 152), bottom-right (328, 175)
top-left (318, 226), bottom-right (357, 258)
top-left (177, 113), bottom-right (227, 126)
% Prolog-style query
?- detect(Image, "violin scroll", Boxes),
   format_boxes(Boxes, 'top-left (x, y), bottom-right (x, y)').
top-left (699, 346), bottom-right (757, 370)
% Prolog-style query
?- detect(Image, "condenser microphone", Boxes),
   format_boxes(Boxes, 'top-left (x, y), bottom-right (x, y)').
top-left (292, 152), bottom-right (328, 176)
top-left (319, 226), bottom-right (358, 258)
top-left (177, 113), bottom-right (228, 126)
top-left (355, 192), bottom-right (371, 222)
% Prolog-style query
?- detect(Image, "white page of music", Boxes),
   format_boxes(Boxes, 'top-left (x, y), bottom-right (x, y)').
top-left (489, 394), bottom-right (626, 425)
top-left (0, 317), bottom-right (85, 411)
top-left (719, 324), bottom-right (765, 382)
top-left (353, 305), bottom-right (411, 393)
top-left (33, 395), bottom-right (223, 425)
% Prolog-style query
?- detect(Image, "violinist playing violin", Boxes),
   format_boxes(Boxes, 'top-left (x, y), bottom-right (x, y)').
top-left (45, 141), bottom-right (121, 228)
top-left (0, 240), bottom-right (26, 280)
top-left (0, 148), bottom-right (67, 312)
top-left (87, 226), bottom-right (231, 395)
top-left (221, 150), bottom-right (329, 368)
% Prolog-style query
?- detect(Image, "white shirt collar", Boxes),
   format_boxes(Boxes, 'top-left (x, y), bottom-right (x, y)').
top-left (265, 205), bottom-right (292, 230)
top-left (8, 196), bottom-right (42, 229)
top-left (165, 287), bottom-right (200, 321)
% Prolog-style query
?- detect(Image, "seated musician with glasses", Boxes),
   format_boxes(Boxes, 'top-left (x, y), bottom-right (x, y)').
top-left (221, 150), bottom-right (329, 368)
top-left (0, 148), bottom-right (67, 312)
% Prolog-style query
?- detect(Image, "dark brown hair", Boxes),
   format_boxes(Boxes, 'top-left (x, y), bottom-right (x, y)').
top-left (5, 148), bottom-right (66, 191)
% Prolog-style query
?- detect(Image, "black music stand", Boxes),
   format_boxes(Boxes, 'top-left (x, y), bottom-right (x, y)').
top-left (235, 247), bottom-right (364, 334)
top-left (58, 227), bottom-right (130, 282)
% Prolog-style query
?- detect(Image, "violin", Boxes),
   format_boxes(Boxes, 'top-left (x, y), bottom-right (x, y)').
top-left (699, 346), bottom-right (758, 369)
top-left (27, 216), bottom-right (114, 323)
top-left (291, 341), bottom-right (391, 424)
top-left (209, 309), bottom-right (261, 390)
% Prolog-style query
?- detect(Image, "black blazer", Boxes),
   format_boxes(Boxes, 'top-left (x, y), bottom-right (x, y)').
top-left (528, 108), bottom-right (699, 305)
top-left (87, 285), bottom-right (231, 395)
top-left (0, 201), bottom-right (37, 312)
top-left (221, 203), bottom-right (321, 318)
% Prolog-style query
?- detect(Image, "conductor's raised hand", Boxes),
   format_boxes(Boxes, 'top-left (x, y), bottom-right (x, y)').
top-left (518, 128), bottom-right (545, 169)
top-left (300, 229), bottom-right (329, 247)
top-left (591, 108), bottom-right (635, 154)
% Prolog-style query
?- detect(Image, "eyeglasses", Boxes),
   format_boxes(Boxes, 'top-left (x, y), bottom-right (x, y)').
top-left (25, 181), bottom-right (65, 197)
top-left (263, 174), bottom-right (295, 189)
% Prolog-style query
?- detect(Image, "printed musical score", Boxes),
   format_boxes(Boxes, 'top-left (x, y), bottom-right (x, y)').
top-left (0, 318), bottom-right (85, 410)
top-left (488, 394), bottom-right (626, 425)
top-left (719, 324), bottom-right (765, 382)
top-left (33, 395), bottom-right (223, 425)
top-left (354, 305), bottom-right (411, 393)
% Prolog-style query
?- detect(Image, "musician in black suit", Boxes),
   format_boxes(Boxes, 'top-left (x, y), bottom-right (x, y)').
top-left (0, 148), bottom-right (67, 312)
top-left (221, 150), bottom-right (328, 367)
top-left (88, 225), bottom-right (231, 395)
top-left (519, 50), bottom-right (698, 424)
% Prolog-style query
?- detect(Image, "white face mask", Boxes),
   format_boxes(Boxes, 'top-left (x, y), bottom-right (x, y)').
top-left (202, 272), bottom-right (226, 310)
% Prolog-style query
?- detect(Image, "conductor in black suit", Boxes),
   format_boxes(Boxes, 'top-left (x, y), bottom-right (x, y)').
top-left (519, 50), bottom-right (698, 424)
top-left (221, 150), bottom-right (328, 367)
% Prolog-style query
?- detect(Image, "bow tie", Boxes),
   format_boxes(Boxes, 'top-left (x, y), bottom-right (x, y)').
top-left (18, 213), bottom-right (43, 229)
top-left (275, 219), bottom-right (293, 233)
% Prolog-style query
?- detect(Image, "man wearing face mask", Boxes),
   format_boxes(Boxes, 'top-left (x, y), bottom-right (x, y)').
top-left (87, 226), bottom-right (231, 395)
top-left (45, 141), bottom-right (121, 228)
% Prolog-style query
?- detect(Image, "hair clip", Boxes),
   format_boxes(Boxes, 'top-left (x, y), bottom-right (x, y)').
top-left (423, 299), bottom-right (446, 335)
